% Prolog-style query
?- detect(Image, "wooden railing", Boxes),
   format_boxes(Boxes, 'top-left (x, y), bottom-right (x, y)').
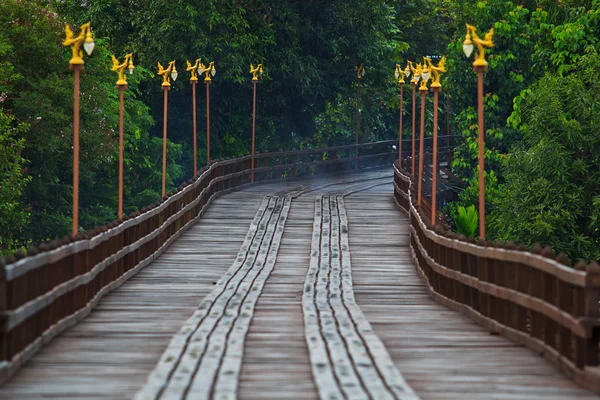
top-left (393, 162), bottom-right (600, 393)
top-left (0, 137), bottom-right (455, 384)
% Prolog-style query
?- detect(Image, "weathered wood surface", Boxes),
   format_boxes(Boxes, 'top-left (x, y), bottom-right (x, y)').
top-left (345, 187), bottom-right (598, 400)
top-left (302, 195), bottom-right (418, 399)
top-left (238, 171), bottom-right (394, 400)
top-left (0, 193), bottom-right (265, 399)
top-left (0, 169), bottom-right (597, 399)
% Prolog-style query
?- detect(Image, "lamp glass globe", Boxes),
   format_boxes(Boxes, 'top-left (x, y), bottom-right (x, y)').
top-left (83, 41), bottom-right (95, 56)
top-left (463, 43), bottom-right (474, 58)
top-left (171, 70), bottom-right (178, 81)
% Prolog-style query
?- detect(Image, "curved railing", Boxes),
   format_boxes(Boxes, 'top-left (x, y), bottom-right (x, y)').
top-left (393, 162), bottom-right (600, 393)
top-left (0, 137), bottom-right (455, 384)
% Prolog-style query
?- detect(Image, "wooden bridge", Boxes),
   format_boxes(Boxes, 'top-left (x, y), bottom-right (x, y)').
top-left (1, 142), bottom-right (599, 399)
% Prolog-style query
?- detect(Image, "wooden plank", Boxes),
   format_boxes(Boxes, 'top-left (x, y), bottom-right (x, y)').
top-left (345, 189), bottom-right (598, 400)
top-left (0, 193), bottom-right (264, 399)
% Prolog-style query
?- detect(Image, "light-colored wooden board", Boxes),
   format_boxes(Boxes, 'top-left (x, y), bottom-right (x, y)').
top-left (345, 189), bottom-right (598, 400)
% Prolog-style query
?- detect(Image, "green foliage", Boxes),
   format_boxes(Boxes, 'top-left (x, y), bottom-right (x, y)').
top-left (488, 51), bottom-right (600, 261)
top-left (444, 0), bottom-right (600, 262)
top-left (452, 205), bottom-right (478, 238)
top-left (0, 111), bottom-right (31, 254)
top-left (57, 0), bottom-right (413, 155)
top-left (1, 0), bottom-right (599, 266)
top-left (0, 0), bottom-right (179, 250)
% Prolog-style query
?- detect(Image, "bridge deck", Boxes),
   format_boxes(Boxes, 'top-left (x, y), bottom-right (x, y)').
top-left (0, 170), bottom-right (596, 399)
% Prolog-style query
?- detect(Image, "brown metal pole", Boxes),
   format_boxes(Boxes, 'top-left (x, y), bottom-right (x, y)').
top-left (118, 85), bottom-right (125, 220)
top-left (72, 65), bottom-right (81, 235)
top-left (431, 87), bottom-right (441, 225)
top-left (355, 77), bottom-right (361, 169)
top-left (417, 89), bottom-right (426, 206)
top-left (251, 80), bottom-right (257, 182)
top-left (206, 80), bottom-right (211, 166)
top-left (356, 78), bottom-right (361, 145)
top-left (192, 81), bottom-right (197, 175)
top-left (162, 87), bottom-right (169, 197)
top-left (411, 82), bottom-right (417, 175)
top-left (398, 82), bottom-right (404, 168)
top-left (476, 66), bottom-right (486, 239)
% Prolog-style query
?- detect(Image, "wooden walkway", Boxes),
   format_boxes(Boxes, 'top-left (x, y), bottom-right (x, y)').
top-left (0, 170), bottom-right (597, 399)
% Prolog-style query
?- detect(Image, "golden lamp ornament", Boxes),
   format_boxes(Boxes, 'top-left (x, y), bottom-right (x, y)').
top-left (186, 59), bottom-right (200, 82)
top-left (425, 56), bottom-right (446, 89)
top-left (418, 62), bottom-right (430, 91)
top-left (63, 22), bottom-right (95, 65)
top-left (250, 63), bottom-right (263, 81)
top-left (158, 61), bottom-right (178, 87)
top-left (408, 61), bottom-right (421, 84)
top-left (111, 54), bottom-right (134, 86)
top-left (200, 61), bottom-right (216, 82)
top-left (355, 64), bottom-right (365, 80)
top-left (394, 64), bottom-right (406, 84)
top-left (463, 24), bottom-right (494, 68)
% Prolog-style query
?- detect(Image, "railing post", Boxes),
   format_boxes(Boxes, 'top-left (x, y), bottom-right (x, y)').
top-left (0, 261), bottom-right (6, 365)
top-left (577, 263), bottom-right (600, 368)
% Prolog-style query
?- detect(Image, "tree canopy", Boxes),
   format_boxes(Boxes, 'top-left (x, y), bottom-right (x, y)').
top-left (0, 0), bottom-right (598, 263)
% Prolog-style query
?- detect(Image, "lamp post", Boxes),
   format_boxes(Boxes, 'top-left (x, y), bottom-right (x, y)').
top-left (62, 22), bottom-right (95, 235)
top-left (463, 24), bottom-right (494, 239)
top-left (186, 59), bottom-right (200, 175)
top-left (417, 61), bottom-right (431, 206)
top-left (111, 54), bottom-right (134, 220)
top-left (354, 64), bottom-right (365, 169)
top-left (408, 61), bottom-right (421, 175)
top-left (425, 56), bottom-right (446, 224)
top-left (394, 64), bottom-right (411, 168)
top-left (157, 60), bottom-right (178, 197)
top-left (250, 63), bottom-right (263, 182)
top-left (201, 61), bottom-right (216, 166)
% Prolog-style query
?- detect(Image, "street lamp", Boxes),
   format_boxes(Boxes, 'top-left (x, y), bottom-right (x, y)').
top-left (417, 60), bottom-right (430, 206)
top-left (395, 63), bottom-right (406, 168)
top-left (354, 64), bottom-right (365, 151)
top-left (408, 61), bottom-right (421, 175)
top-left (200, 61), bottom-right (216, 166)
top-left (157, 60), bottom-right (177, 197)
top-left (186, 59), bottom-right (200, 175)
top-left (111, 53), bottom-right (134, 220)
top-left (463, 24), bottom-right (494, 239)
top-left (63, 22), bottom-right (95, 235)
top-left (425, 56), bottom-right (446, 225)
top-left (250, 63), bottom-right (263, 182)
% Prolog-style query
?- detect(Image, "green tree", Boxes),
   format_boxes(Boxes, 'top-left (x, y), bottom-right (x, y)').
top-left (0, 111), bottom-right (31, 253)
top-left (0, 0), bottom-right (179, 249)
top-left (488, 51), bottom-right (600, 261)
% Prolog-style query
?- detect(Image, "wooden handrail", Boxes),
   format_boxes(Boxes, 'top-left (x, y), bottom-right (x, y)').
top-left (392, 162), bottom-right (600, 394)
top-left (0, 140), bottom-right (422, 384)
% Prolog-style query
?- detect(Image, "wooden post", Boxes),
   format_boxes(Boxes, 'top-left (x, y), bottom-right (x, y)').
top-left (192, 80), bottom-right (197, 174)
top-left (355, 77), bottom-right (361, 170)
top-left (206, 80), bottom-right (211, 166)
top-left (476, 66), bottom-right (486, 239)
top-left (431, 86), bottom-right (440, 224)
top-left (162, 86), bottom-right (169, 197)
top-left (251, 80), bottom-right (257, 182)
top-left (0, 272), bottom-right (6, 363)
top-left (417, 89), bottom-right (426, 206)
top-left (72, 65), bottom-right (82, 235)
top-left (411, 82), bottom-right (417, 175)
top-left (398, 82), bottom-right (404, 168)
top-left (118, 85), bottom-right (125, 220)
